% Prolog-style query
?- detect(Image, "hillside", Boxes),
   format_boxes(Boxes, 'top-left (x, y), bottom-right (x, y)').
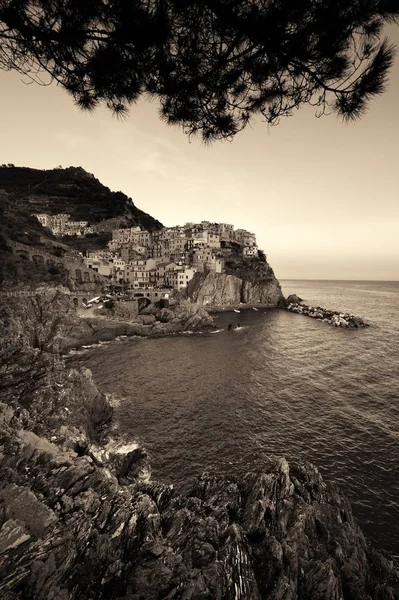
top-left (0, 165), bottom-right (163, 231)
top-left (0, 189), bottom-right (79, 287)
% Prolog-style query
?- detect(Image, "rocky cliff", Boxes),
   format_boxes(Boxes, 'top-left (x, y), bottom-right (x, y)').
top-left (1, 406), bottom-right (398, 599)
top-left (185, 270), bottom-right (284, 307)
top-left (1, 290), bottom-right (399, 599)
top-left (0, 289), bottom-right (216, 354)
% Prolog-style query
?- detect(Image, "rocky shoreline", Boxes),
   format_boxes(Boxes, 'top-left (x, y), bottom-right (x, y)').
top-left (0, 288), bottom-right (216, 353)
top-left (59, 302), bottom-right (216, 353)
top-left (285, 295), bottom-right (370, 328)
top-left (1, 287), bottom-right (398, 599)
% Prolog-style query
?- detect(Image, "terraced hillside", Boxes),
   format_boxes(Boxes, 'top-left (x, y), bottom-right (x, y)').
top-left (0, 165), bottom-right (162, 229)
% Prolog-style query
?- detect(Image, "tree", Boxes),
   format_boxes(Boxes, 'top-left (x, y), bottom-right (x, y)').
top-left (0, 0), bottom-right (398, 141)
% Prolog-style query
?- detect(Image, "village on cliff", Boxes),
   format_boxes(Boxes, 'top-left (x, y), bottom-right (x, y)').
top-left (34, 212), bottom-right (259, 296)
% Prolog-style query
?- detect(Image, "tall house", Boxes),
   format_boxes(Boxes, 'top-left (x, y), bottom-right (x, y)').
top-left (124, 258), bottom-right (156, 288)
top-left (130, 230), bottom-right (151, 247)
top-left (168, 267), bottom-right (197, 291)
top-left (219, 223), bottom-right (234, 241)
top-left (112, 228), bottom-right (131, 244)
top-left (233, 229), bottom-right (257, 247)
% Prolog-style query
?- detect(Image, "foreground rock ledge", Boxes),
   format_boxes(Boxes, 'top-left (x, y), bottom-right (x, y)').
top-left (0, 289), bottom-right (397, 599)
top-left (1, 403), bottom-right (398, 599)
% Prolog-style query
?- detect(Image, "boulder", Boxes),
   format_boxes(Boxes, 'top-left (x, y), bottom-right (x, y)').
top-left (285, 294), bottom-right (303, 306)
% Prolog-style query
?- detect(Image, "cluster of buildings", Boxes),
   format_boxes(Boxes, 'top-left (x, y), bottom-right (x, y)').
top-left (34, 213), bottom-right (94, 237)
top-left (33, 214), bottom-right (259, 292)
top-left (85, 221), bottom-right (258, 291)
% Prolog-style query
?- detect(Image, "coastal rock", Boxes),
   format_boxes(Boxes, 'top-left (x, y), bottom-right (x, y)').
top-left (59, 301), bottom-right (215, 350)
top-left (187, 271), bottom-right (243, 305)
top-left (0, 289), bottom-right (217, 355)
top-left (285, 293), bottom-right (303, 306)
top-left (241, 278), bottom-right (284, 305)
top-left (185, 271), bottom-right (284, 307)
top-left (0, 414), bottom-right (398, 600)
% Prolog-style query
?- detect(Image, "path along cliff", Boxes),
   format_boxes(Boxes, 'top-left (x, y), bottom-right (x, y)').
top-left (0, 288), bottom-right (398, 599)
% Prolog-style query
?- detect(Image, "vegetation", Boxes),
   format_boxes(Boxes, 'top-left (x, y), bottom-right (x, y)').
top-left (225, 255), bottom-right (276, 283)
top-left (0, 1), bottom-right (397, 141)
top-left (0, 166), bottom-right (163, 229)
top-left (61, 232), bottom-right (112, 253)
top-left (0, 190), bottom-right (71, 287)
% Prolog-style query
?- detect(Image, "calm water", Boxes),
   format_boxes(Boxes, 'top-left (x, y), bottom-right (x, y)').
top-left (68, 280), bottom-right (399, 554)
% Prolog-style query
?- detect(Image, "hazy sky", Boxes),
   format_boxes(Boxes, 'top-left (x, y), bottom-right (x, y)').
top-left (0, 25), bottom-right (398, 280)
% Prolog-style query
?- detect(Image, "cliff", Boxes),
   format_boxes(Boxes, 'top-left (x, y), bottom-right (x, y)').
top-left (185, 268), bottom-right (284, 307)
top-left (1, 291), bottom-right (399, 599)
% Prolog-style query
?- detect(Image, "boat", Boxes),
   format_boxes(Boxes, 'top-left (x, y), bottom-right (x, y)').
top-left (252, 307), bottom-right (258, 311)
top-left (233, 309), bottom-right (240, 313)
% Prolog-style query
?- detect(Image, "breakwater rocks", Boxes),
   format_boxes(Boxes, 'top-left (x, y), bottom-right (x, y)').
top-left (285, 297), bottom-right (369, 328)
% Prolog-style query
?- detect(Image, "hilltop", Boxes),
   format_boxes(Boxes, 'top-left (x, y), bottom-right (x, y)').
top-left (0, 165), bottom-right (162, 244)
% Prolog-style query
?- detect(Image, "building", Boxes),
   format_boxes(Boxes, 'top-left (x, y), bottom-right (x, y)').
top-left (207, 232), bottom-right (220, 248)
top-left (233, 229), bottom-right (257, 247)
top-left (148, 240), bottom-right (170, 260)
top-left (121, 244), bottom-right (148, 263)
top-left (219, 223), bottom-right (234, 241)
top-left (84, 257), bottom-right (113, 278)
top-left (168, 267), bottom-right (197, 291)
top-left (124, 258), bottom-right (156, 288)
top-left (112, 228), bottom-right (132, 244)
top-left (34, 213), bottom-right (51, 227)
top-left (192, 249), bottom-right (223, 273)
top-left (243, 246), bottom-right (259, 257)
top-left (130, 230), bottom-right (152, 247)
top-left (192, 230), bottom-right (208, 246)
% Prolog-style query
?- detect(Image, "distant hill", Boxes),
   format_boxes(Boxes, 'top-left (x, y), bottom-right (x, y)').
top-left (0, 165), bottom-right (163, 230)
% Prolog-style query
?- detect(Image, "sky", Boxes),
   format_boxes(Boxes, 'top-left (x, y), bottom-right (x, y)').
top-left (0, 26), bottom-right (398, 280)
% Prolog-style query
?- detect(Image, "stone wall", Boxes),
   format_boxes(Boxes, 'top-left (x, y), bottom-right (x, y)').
top-left (8, 241), bottom-right (109, 288)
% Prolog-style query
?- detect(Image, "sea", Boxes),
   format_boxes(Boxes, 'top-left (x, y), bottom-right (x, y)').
top-left (67, 280), bottom-right (399, 555)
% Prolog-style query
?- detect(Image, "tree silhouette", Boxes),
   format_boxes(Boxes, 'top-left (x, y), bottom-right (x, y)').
top-left (0, 0), bottom-right (397, 141)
